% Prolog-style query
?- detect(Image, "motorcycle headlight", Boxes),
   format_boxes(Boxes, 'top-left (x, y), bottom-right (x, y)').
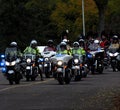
top-left (44, 58), bottom-right (49, 62)
top-left (57, 61), bottom-right (63, 66)
top-left (87, 54), bottom-right (93, 58)
top-left (6, 61), bottom-right (10, 66)
top-left (114, 52), bottom-right (119, 57)
top-left (109, 53), bottom-right (113, 57)
top-left (27, 58), bottom-right (31, 63)
top-left (11, 61), bottom-right (16, 66)
top-left (74, 59), bottom-right (79, 64)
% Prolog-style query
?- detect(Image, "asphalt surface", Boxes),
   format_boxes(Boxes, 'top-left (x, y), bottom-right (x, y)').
top-left (0, 68), bottom-right (120, 110)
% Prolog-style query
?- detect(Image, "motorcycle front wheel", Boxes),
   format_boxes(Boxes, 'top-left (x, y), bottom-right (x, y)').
top-left (57, 73), bottom-right (64, 85)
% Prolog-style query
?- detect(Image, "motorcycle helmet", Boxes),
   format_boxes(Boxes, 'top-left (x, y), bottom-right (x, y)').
top-left (113, 35), bottom-right (118, 40)
top-left (62, 39), bottom-right (68, 43)
top-left (79, 39), bottom-right (85, 46)
top-left (73, 42), bottom-right (79, 47)
top-left (94, 39), bottom-right (100, 44)
top-left (112, 35), bottom-right (118, 43)
top-left (30, 40), bottom-right (37, 48)
top-left (73, 41), bottom-right (79, 49)
top-left (60, 41), bottom-right (67, 49)
top-left (47, 39), bottom-right (53, 46)
top-left (10, 41), bottom-right (17, 47)
top-left (90, 38), bottom-right (94, 43)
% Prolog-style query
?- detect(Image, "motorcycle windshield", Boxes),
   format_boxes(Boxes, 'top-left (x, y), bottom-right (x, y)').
top-left (24, 54), bottom-right (36, 61)
top-left (41, 51), bottom-right (56, 58)
top-left (73, 54), bottom-right (82, 59)
top-left (55, 53), bottom-right (66, 57)
top-left (109, 48), bottom-right (117, 53)
top-left (5, 47), bottom-right (17, 61)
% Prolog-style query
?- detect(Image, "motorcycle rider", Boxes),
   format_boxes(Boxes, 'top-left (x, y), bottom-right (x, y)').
top-left (57, 41), bottom-right (71, 55)
top-left (43, 39), bottom-right (56, 52)
top-left (5, 41), bottom-right (23, 79)
top-left (5, 41), bottom-right (22, 57)
top-left (72, 41), bottom-right (86, 62)
top-left (100, 34), bottom-right (109, 50)
top-left (23, 40), bottom-right (44, 81)
top-left (79, 38), bottom-right (86, 49)
top-left (62, 39), bottom-right (72, 54)
top-left (108, 35), bottom-right (120, 71)
top-left (108, 35), bottom-right (120, 52)
top-left (88, 39), bottom-right (100, 51)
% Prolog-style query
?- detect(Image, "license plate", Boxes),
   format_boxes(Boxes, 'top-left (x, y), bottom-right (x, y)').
top-left (57, 68), bottom-right (63, 72)
top-left (26, 66), bottom-right (31, 70)
top-left (8, 70), bottom-right (14, 74)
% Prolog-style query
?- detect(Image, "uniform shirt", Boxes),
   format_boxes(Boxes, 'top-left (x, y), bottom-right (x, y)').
top-left (24, 46), bottom-right (40, 55)
top-left (72, 48), bottom-right (86, 55)
top-left (57, 49), bottom-right (71, 55)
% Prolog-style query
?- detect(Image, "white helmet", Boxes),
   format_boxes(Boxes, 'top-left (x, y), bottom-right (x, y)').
top-left (94, 40), bottom-right (100, 44)
top-left (113, 35), bottom-right (118, 39)
top-left (73, 41), bottom-right (79, 47)
top-left (62, 39), bottom-right (68, 43)
top-left (31, 40), bottom-right (37, 44)
top-left (10, 42), bottom-right (17, 47)
top-left (60, 41), bottom-right (67, 46)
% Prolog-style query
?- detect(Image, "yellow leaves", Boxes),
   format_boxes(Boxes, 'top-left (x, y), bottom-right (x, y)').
top-left (51, 0), bottom-right (98, 36)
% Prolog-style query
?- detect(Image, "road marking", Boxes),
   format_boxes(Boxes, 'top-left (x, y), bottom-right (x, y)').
top-left (0, 78), bottom-right (54, 92)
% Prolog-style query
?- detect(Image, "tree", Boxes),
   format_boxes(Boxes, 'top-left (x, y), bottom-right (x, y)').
top-left (51, 0), bottom-right (98, 40)
top-left (106, 0), bottom-right (120, 33)
top-left (94, 0), bottom-right (108, 36)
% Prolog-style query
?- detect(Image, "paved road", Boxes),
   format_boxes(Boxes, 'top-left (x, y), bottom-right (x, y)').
top-left (0, 68), bottom-right (120, 110)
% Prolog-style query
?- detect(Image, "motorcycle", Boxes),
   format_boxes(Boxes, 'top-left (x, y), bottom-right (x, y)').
top-left (51, 53), bottom-right (73, 85)
top-left (107, 48), bottom-right (120, 71)
top-left (3, 47), bottom-right (22, 85)
top-left (86, 48), bottom-right (104, 74)
top-left (23, 54), bottom-right (38, 81)
top-left (71, 54), bottom-right (87, 81)
top-left (41, 51), bottom-right (56, 78)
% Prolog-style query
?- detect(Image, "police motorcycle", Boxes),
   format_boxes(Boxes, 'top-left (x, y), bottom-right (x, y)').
top-left (71, 54), bottom-right (87, 81)
top-left (51, 53), bottom-right (73, 85)
top-left (23, 54), bottom-right (39, 81)
top-left (41, 51), bottom-right (56, 78)
top-left (86, 48), bottom-right (104, 74)
top-left (3, 47), bottom-right (23, 85)
top-left (107, 48), bottom-right (120, 71)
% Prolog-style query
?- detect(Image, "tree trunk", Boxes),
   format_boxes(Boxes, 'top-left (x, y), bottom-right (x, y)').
top-left (98, 8), bottom-right (105, 36)
top-left (94, 0), bottom-right (108, 36)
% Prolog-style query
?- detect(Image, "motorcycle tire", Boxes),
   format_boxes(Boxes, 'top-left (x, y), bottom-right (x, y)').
top-left (65, 73), bottom-right (71, 84)
top-left (26, 70), bottom-right (31, 81)
top-left (26, 76), bottom-right (30, 81)
top-left (98, 67), bottom-right (104, 74)
top-left (31, 77), bottom-right (35, 81)
top-left (45, 68), bottom-right (50, 78)
top-left (15, 79), bottom-right (20, 84)
top-left (57, 73), bottom-right (64, 85)
top-left (9, 79), bottom-right (13, 85)
top-left (91, 66), bottom-right (95, 74)
top-left (75, 75), bottom-right (81, 81)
